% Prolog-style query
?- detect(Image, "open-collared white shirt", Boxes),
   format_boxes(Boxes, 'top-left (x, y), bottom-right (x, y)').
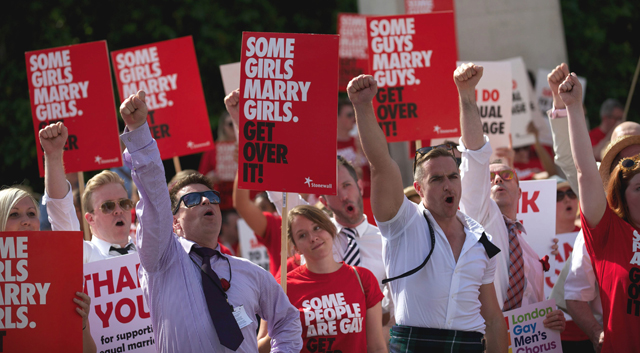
top-left (377, 197), bottom-right (497, 333)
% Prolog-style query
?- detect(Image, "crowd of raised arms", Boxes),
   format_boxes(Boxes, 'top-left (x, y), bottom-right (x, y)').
top-left (2, 62), bottom-right (638, 353)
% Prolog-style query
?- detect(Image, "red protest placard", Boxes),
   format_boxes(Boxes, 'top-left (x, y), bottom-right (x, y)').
top-left (26, 41), bottom-right (122, 177)
top-left (238, 33), bottom-right (339, 194)
top-left (0, 231), bottom-right (83, 353)
top-left (338, 13), bottom-right (369, 93)
top-left (367, 13), bottom-right (459, 142)
top-left (405, 0), bottom-right (454, 14)
top-left (111, 36), bottom-right (214, 160)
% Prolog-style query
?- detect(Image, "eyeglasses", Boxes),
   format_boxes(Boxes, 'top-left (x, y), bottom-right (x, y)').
top-left (413, 142), bottom-right (459, 173)
top-left (556, 189), bottom-right (577, 202)
top-left (619, 156), bottom-right (640, 173)
top-left (490, 170), bottom-right (515, 182)
top-left (173, 191), bottom-right (220, 215)
top-left (99, 199), bottom-right (134, 214)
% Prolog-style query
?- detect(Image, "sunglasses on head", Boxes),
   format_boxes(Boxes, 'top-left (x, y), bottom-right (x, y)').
top-left (173, 190), bottom-right (220, 215)
top-left (556, 189), bottom-right (577, 202)
top-left (490, 169), bottom-right (515, 182)
top-left (99, 199), bottom-right (134, 214)
top-left (413, 143), bottom-right (460, 173)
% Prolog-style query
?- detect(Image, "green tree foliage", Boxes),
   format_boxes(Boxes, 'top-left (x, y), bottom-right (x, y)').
top-left (0, 0), bottom-right (357, 191)
top-left (560, 0), bottom-right (640, 126)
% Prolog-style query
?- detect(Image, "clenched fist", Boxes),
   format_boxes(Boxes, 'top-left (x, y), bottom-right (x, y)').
top-left (39, 121), bottom-right (68, 157)
top-left (547, 63), bottom-right (570, 109)
top-left (454, 63), bottom-right (483, 94)
top-left (224, 89), bottom-right (240, 125)
top-left (347, 75), bottom-right (377, 105)
top-left (120, 90), bottom-right (148, 131)
top-left (558, 73), bottom-right (583, 108)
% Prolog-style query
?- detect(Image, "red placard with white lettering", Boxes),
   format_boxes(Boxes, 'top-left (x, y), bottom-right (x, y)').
top-left (111, 36), bottom-right (214, 160)
top-left (367, 13), bottom-right (459, 142)
top-left (0, 232), bottom-right (82, 352)
top-left (238, 32), bottom-right (338, 194)
top-left (26, 41), bottom-right (122, 177)
top-left (338, 13), bottom-right (369, 92)
top-left (405, 0), bottom-right (454, 14)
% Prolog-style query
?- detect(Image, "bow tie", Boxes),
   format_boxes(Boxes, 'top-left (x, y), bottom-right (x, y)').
top-left (109, 243), bottom-right (135, 255)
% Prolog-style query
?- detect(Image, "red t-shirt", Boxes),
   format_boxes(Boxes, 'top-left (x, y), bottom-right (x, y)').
top-left (281, 263), bottom-right (383, 353)
top-left (275, 254), bottom-right (302, 279)
top-left (257, 212), bottom-right (283, 277)
top-left (581, 206), bottom-right (640, 352)
top-left (588, 127), bottom-right (606, 147)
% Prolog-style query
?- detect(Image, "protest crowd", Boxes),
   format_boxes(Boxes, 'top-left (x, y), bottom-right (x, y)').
top-left (2, 7), bottom-right (640, 353)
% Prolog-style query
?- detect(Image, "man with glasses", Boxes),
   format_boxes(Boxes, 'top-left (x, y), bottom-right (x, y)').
top-left (348, 73), bottom-right (508, 352)
top-left (455, 63), bottom-right (566, 331)
top-left (40, 122), bottom-right (137, 263)
top-left (119, 90), bottom-right (301, 352)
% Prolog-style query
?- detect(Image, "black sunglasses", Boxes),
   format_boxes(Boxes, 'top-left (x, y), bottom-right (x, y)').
top-left (556, 189), bottom-right (577, 202)
top-left (173, 191), bottom-right (221, 215)
top-left (413, 142), bottom-right (460, 173)
top-left (99, 199), bottom-right (134, 214)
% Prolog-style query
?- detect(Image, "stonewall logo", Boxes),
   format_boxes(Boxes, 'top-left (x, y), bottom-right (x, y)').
top-left (94, 156), bottom-right (120, 165)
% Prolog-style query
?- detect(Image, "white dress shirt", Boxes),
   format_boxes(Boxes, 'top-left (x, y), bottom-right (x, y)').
top-left (564, 231), bottom-right (603, 324)
top-left (43, 181), bottom-right (136, 264)
top-left (377, 197), bottom-right (497, 333)
top-left (458, 137), bottom-right (544, 309)
top-left (266, 191), bottom-right (392, 313)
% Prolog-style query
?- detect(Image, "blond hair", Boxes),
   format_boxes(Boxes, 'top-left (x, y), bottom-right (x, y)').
top-left (0, 187), bottom-right (40, 231)
top-left (82, 170), bottom-right (126, 214)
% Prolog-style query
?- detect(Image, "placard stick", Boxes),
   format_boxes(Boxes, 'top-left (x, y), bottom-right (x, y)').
top-left (280, 192), bottom-right (289, 293)
top-left (173, 156), bottom-right (182, 173)
top-left (77, 172), bottom-right (91, 240)
top-left (415, 140), bottom-right (422, 150)
top-left (623, 55), bottom-right (640, 120)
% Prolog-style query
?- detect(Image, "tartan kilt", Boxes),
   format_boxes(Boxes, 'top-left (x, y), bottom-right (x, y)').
top-left (390, 325), bottom-right (485, 353)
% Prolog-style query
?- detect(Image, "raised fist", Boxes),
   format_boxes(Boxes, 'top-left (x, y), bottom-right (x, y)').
top-left (224, 89), bottom-right (240, 125)
top-left (558, 73), bottom-right (583, 108)
top-left (347, 75), bottom-right (377, 105)
top-left (39, 121), bottom-right (68, 157)
top-left (119, 90), bottom-right (147, 131)
top-left (454, 63), bottom-right (483, 94)
top-left (547, 63), bottom-right (570, 109)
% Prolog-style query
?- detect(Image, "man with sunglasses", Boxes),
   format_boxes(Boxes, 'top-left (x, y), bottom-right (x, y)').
top-left (40, 122), bottom-right (137, 263)
top-left (455, 63), bottom-right (565, 330)
top-left (348, 73), bottom-right (508, 352)
top-left (118, 90), bottom-right (301, 353)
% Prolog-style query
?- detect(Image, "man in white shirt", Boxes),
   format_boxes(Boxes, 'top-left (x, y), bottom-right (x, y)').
top-left (39, 122), bottom-right (136, 263)
top-left (455, 63), bottom-right (565, 330)
top-left (348, 73), bottom-right (507, 352)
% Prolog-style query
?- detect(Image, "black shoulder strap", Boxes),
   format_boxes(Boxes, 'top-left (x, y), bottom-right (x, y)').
top-left (478, 232), bottom-right (500, 259)
top-left (382, 210), bottom-right (435, 285)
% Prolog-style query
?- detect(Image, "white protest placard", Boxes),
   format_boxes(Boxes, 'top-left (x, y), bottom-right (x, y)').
top-left (545, 231), bottom-right (580, 300)
top-left (238, 219), bottom-right (270, 272)
top-left (458, 61), bottom-right (512, 160)
top-left (503, 57), bottom-right (536, 148)
top-left (83, 254), bottom-right (156, 353)
top-left (534, 68), bottom-right (587, 146)
top-left (503, 299), bottom-right (562, 353)
top-left (220, 62), bottom-right (241, 95)
top-left (517, 179), bottom-right (556, 260)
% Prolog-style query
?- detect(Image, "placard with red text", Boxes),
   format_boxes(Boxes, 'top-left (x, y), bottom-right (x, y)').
top-left (545, 231), bottom-right (579, 300)
top-left (457, 60), bottom-right (512, 160)
top-left (1, 232), bottom-right (82, 353)
top-left (338, 13), bottom-right (369, 92)
top-left (367, 13), bottom-right (459, 142)
top-left (516, 179), bottom-right (557, 260)
top-left (111, 36), bottom-right (214, 159)
top-left (238, 32), bottom-right (338, 194)
top-left (405, 0), bottom-right (454, 14)
top-left (26, 41), bottom-right (122, 177)
top-left (84, 253), bottom-right (155, 353)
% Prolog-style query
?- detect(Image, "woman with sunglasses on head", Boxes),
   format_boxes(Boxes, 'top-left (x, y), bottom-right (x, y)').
top-left (560, 72), bottom-right (640, 352)
top-left (0, 186), bottom-right (97, 353)
top-left (259, 205), bottom-right (387, 353)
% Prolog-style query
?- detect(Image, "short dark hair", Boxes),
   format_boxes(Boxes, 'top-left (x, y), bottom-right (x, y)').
top-left (169, 173), bottom-right (214, 213)
top-left (337, 155), bottom-right (359, 184)
top-left (414, 148), bottom-right (458, 182)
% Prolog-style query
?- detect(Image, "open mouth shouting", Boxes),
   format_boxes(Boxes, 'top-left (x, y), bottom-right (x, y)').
top-left (115, 220), bottom-right (126, 227)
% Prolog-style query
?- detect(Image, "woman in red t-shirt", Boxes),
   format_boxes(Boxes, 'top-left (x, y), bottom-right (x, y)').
top-left (560, 72), bottom-right (640, 352)
top-left (259, 205), bottom-right (387, 353)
